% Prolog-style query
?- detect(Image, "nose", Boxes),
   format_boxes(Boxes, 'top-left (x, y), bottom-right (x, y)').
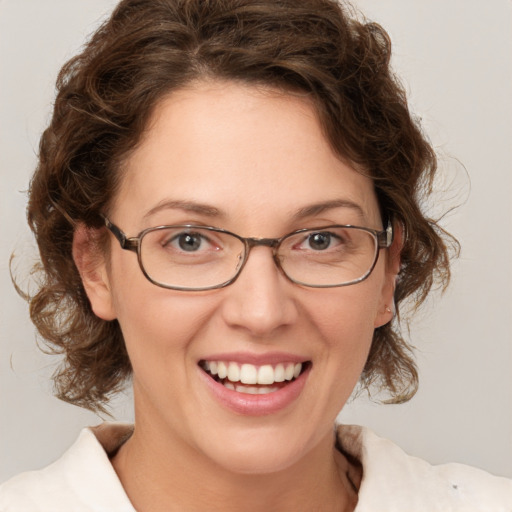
top-left (219, 246), bottom-right (299, 338)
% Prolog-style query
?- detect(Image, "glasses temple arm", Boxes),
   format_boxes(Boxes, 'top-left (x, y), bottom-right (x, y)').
top-left (377, 218), bottom-right (394, 248)
top-left (103, 216), bottom-right (139, 251)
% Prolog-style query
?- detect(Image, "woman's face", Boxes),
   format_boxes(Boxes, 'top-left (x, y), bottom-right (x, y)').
top-left (84, 81), bottom-right (396, 474)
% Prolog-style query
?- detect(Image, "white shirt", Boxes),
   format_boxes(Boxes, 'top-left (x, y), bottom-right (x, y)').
top-left (1, 423), bottom-right (511, 511)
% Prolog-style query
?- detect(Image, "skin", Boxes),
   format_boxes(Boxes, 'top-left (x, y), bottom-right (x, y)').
top-left (74, 81), bottom-right (399, 511)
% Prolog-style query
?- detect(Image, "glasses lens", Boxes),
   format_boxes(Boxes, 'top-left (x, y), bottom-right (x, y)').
top-left (139, 226), bottom-right (245, 290)
top-left (278, 226), bottom-right (378, 287)
top-left (138, 225), bottom-right (379, 290)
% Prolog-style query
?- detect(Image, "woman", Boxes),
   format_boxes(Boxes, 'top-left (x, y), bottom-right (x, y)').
top-left (1, 0), bottom-right (511, 510)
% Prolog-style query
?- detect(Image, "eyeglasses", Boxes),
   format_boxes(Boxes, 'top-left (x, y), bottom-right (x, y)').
top-left (103, 217), bottom-right (393, 291)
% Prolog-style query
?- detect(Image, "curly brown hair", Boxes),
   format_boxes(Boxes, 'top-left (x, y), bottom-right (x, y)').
top-left (24, 0), bottom-right (456, 412)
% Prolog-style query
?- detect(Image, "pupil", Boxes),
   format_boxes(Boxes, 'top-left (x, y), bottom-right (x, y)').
top-left (310, 233), bottom-right (330, 250)
top-left (179, 233), bottom-right (201, 251)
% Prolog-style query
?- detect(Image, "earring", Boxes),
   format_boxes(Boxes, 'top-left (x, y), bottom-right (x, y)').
top-left (385, 301), bottom-right (396, 317)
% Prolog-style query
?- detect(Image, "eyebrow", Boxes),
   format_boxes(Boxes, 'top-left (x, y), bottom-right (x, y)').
top-left (143, 199), bottom-right (223, 220)
top-left (292, 199), bottom-right (366, 221)
top-left (142, 198), bottom-right (366, 223)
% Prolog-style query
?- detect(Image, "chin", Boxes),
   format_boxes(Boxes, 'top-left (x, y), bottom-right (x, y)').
top-left (194, 422), bottom-right (318, 476)
top-left (209, 445), bottom-right (301, 476)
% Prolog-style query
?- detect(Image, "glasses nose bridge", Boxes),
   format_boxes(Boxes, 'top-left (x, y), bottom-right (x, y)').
top-left (245, 236), bottom-right (280, 250)
top-left (241, 236), bottom-right (283, 274)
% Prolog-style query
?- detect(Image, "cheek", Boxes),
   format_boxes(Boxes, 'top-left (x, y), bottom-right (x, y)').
top-left (107, 259), bottom-right (214, 366)
top-left (311, 281), bottom-right (382, 343)
top-left (306, 278), bottom-right (383, 384)
top-left (114, 290), bottom-right (211, 353)
top-left (298, 284), bottom-right (382, 422)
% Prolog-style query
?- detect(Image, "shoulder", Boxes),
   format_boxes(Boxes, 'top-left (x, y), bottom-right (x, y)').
top-left (0, 423), bottom-right (135, 512)
top-left (337, 425), bottom-right (512, 512)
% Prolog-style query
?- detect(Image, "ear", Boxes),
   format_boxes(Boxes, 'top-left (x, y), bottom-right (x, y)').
top-left (72, 224), bottom-right (117, 321)
top-left (374, 221), bottom-right (403, 328)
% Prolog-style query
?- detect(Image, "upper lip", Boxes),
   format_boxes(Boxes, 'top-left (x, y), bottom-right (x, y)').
top-left (198, 351), bottom-right (309, 366)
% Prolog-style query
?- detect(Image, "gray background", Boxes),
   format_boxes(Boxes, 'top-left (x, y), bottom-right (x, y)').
top-left (1, 0), bottom-right (511, 481)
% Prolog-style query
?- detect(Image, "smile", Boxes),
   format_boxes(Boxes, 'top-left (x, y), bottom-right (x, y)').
top-left (199, 360), bottom-right (309, 395)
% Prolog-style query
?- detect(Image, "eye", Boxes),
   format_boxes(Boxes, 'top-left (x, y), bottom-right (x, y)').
top-left (301, 231), bottom-right (344, 251)
top-left (176, 232), bottom-right (204, 252)
top-left (164, 231), bottom-right (215, 253)
top-left (307, 232), bottom-right (334, 250)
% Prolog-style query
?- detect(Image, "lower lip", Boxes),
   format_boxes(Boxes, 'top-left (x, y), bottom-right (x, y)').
top-left (198, 365), bottom-right (311, 416)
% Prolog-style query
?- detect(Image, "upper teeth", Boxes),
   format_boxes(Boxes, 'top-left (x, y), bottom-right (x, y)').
top-left (203, 361), bottom-right (302, 385)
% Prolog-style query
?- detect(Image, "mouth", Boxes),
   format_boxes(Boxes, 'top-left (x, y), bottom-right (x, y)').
top-left (199, 360), bottom-right (311, 395)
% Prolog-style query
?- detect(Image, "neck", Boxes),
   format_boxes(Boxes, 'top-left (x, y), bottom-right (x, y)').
top-left (111, 416), bottom-right (358, 512)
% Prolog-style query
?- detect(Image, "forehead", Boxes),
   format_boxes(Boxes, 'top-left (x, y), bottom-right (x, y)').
top-left (113, 81), bottom-right (380, 231)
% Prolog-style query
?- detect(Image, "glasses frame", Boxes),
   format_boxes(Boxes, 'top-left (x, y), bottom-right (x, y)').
top-left (103, 216), bottom-right (393, 291)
